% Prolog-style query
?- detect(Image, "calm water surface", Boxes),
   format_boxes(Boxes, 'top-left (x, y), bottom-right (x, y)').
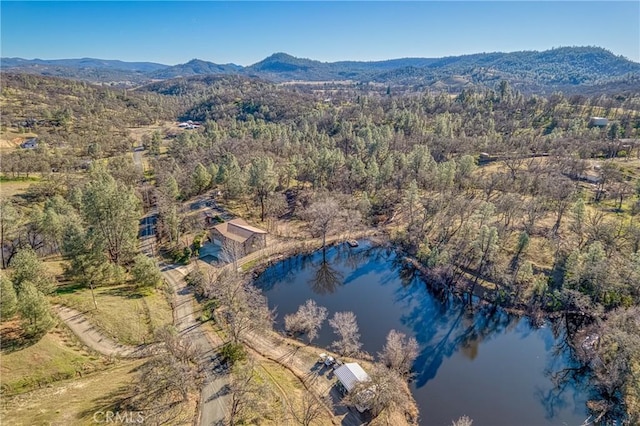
top-left (254, 242), bottom-right (593, 426)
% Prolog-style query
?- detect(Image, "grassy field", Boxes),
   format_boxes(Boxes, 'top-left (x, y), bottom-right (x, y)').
top-left (1, 360), bottom-right (143, 426)
top-left (0, 176), bottom-right (39, 198)
top-left (126, 122), bottom-right (176, 143)
top-left (0, 322), bottom-right (108, 396)
top-left (54, 283), bottom-right (173, 345)
top-left (42, 257), bottom-right (67, 278)
top-left (251, 355), bottom-right (333, 425)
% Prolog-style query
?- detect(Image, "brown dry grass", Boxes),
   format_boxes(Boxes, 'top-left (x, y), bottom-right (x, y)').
top-left (126, 121), bottom-right (180, 143)
top-left (0, 180), bottom-right (35, 198)
top-left (1, 322), bottom-right (108, 396)
top-left (1, 360), bottom-right (144, 426)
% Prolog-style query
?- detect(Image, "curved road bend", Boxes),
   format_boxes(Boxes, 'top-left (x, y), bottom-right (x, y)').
top-left (54, 305), bottom-right (154, 358)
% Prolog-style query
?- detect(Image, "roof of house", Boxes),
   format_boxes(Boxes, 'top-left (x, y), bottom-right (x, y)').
top-left (334, 363), bottom-right (370, 392)
top-left (20, 138), bottom-right (38, 148)
top-left (212, 218), bottom-right (266, 244)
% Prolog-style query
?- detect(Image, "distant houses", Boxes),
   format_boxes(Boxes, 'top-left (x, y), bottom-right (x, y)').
top-left (20, 138), bottom-right (38, 149)
top-left (209, 218), bottom-right (267, 257)
top-left (178, 120), bottom-right (200, 130)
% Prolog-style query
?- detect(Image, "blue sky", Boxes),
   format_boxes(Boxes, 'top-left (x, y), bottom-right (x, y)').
top-left (1, 2), bottom-right (638, 65)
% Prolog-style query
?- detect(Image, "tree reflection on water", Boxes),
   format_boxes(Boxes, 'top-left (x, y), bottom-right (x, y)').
top-left (309, 248), bottom-right (344, 295)
top-left (406, 301), bottom-right (514, 387)
top-left (255, 242), bottom-right (600, 424)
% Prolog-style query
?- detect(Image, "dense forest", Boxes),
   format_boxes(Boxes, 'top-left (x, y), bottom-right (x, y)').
top-left (1, 69), bottom-right (640, 423)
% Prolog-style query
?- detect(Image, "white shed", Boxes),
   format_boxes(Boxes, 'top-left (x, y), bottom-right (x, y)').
top-left (334, 363), bottom-right (373, 412)
top-left (334, 363), bottom-right (370, 392)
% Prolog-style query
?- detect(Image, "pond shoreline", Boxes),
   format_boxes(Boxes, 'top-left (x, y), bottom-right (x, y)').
top-left (245, 232), bottom-right (600, 425)
top-left (250, 230), bottom-right (567, 324)
top-left (212, 230), bottom-right (419, 425)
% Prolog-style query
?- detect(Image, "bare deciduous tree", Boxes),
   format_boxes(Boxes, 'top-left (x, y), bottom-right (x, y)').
top-left (228, 361), bottom-right (270, 425)
top-left (378, 329), bottom-right (419, 376)
top-left (221, 238), bottom-right (244, 273)
top-left (329, 311), bottom-right (362, 356)
top-left (502, 149), bottom-right (527, 182)
top-left (155, 326), bottom-right (200, 364)
top-left (207, 271), bottom-right (272, 343)
top-left (133, 326), bottom-right (202, 423)
top-left (575, 306), bottom-right (640, 422)
top-left (543, 173), bottom-right (576, 235)
top-left (343, 364), bottom-right (410, 420)
top-left (247, 156), bottom-right (277, 222)
top-left (290, 392), bottom-right (329, 426)
top-left (523, 198), bottom-right (547, 235)
top-left (304, 197), bottom-right (347, 249)
top-left (284, 299), bottom-right (328, 342)
top-left (452, 415), bottom-right (474, 426)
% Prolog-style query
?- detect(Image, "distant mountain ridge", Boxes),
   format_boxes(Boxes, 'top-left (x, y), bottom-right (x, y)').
top-left (2, 47), bottom-right (639, 92)
top-left (1, 57), bottom-right (168, 72)
top-left (148, 59), bottom-right (242, 79)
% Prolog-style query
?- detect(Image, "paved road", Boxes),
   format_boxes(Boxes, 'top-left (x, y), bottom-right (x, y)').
top-left (54, 305), bottom-right (153, 358)
top-left (139, 212), bottom-right (157, 238)
top-left (132, 146), bottom-right (144, 173)
top-left (133, 142), bottom-right (229, 425)
top-left (161, 264), bottom-right (230, 426)
top-left (139, 208), bottom-right (158, 257)
top-left (57, 216), bottom-right (229, 423)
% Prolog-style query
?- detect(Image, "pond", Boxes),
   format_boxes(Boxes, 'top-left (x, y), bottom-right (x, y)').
top-left (254, 241), bottom-right (594, 425)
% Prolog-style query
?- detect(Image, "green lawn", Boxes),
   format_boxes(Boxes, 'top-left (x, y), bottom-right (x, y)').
top-left (54, 283), bottom-right (173, 346)
top-left (0, 324), bottom-right (107, 396)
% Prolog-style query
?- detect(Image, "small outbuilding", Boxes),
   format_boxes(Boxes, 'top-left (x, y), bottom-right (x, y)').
top-left (334, 363), bottom-right (373, 412)
top-left (334, 362), bottom-right (370, 392)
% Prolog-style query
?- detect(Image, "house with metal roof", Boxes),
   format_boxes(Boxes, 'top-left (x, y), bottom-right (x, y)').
top-left (334, 363), bottom-right (373, 412)
top-left (335, 363), bottom-right (370, 392)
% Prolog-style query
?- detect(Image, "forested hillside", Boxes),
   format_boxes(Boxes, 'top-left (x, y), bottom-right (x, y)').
top-left (145, 75), bottom-right (640, 422)
top-left (1, 71), bottom-right (640, 423)
top-left (0, 73), bottom-right (181, 170)
top-left (3, 46), bottom-right (638, 93)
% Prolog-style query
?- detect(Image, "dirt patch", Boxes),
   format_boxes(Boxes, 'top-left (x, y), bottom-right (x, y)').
top-left (126, 121), bottom-right (180, 143)
top-left (0, 129), bottom-right (37, 149)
